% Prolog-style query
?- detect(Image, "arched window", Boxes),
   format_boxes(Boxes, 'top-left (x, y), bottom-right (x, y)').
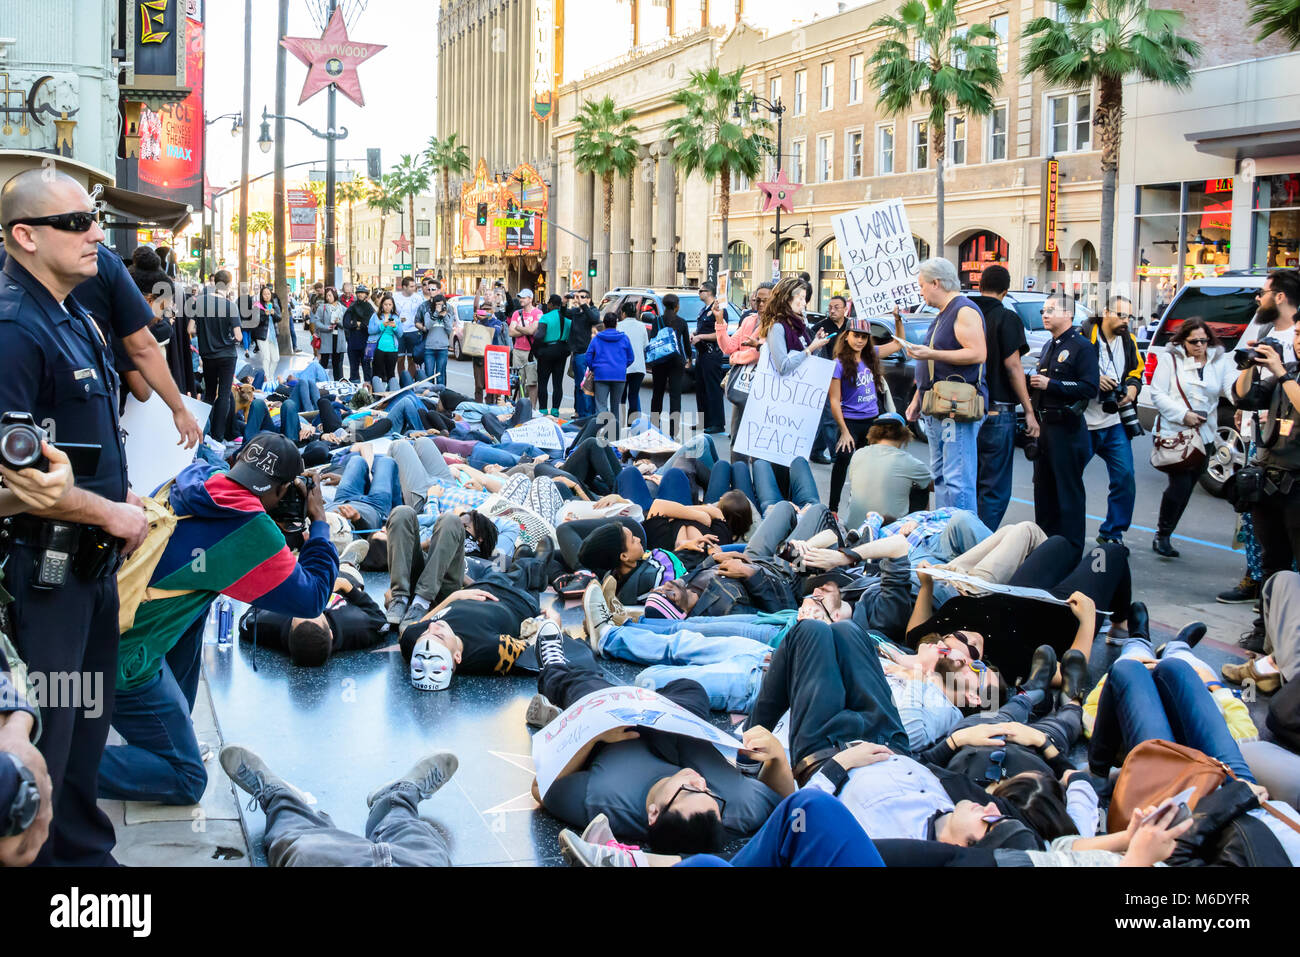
top-left (728, 241), bottom-right (753, 307)
top-left (779, 239), bottom-right (806, 279)
top-left (818, 238), bottom-right (847, 311)
top-left (957, 230), bottom-right (1009, 287)
top-left (912, 236), bottom-right (931, 260)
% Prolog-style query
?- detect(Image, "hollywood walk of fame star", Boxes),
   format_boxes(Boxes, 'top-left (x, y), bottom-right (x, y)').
top-left (281, 7), bottom-right (386, 108)
top-left (392, 235), bottom-right (412, 255)
top-left (758, 169), bottom-right (801, 214)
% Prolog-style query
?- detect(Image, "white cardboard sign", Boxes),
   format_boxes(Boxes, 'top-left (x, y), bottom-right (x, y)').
top-left (503, 416), bottom-right (566, 451)
top-left (734, 345), bottom-right (835, 466)
top-left (831, 198), bottom-right (924, 315)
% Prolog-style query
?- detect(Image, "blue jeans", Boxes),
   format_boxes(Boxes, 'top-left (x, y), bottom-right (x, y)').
top-left (571, 353), bottom-right (594, 417)
top-left (624, 614), bottom-right (783, 644)
top-left (332, 454), bottom-right (399, 530)
top-left (753, 457), bottom-right (819, 514)
top-left (98, 614), bottom-right (207, 805)
top-left (678, 789), bottom-right (885, 867)
top-left (976, 406), bottom-right (1017, 529)
top-left (468, 444), bottom-right (522, 469)
top-left (1090, 653), bottom-right (1255, 781)
top-left (1088, 422), bottom-right (1136, 538)
top-left (925, 415), bottom-right (982, 512)
top-left (618, 466), bottom-right (694, 512)
top-left (809, 400), bottom-right (838, 459)
top-left (704, 460), bottom-right (755, 504)
top-left (658, 434), bottom-right (719, 476)
top-left (384, 393), bottom-right (427, 435)
top-left (423, 348), bottom-right (448, 385)
top-left (242, 329), bottom-right (252, 351)
top-left (600, 624), bottom-right (770, 713)
top-left (909, 509), bottom-right (993, 566)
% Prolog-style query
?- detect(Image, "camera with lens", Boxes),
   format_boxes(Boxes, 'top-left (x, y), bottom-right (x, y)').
top-left (0, 412), bottom-right (48, 471)
top-left (1235, 336), bottom-right (1285, 371)
top-left (268, 473), bottom-right (314, 530)
top-left (1100, 388), bottom-right (1146, 438)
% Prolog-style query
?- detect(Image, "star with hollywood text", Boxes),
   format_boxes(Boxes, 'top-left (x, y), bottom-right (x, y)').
top-left (281, 7), bottom-right (386, 108)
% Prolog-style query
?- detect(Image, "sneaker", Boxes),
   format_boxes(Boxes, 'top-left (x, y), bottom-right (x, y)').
top-left (219, 744), bottom-right (307, 811)
top-left (535, 617), bottom-right (568, 671)
top-left (1238, 627), bottom-right (1266, 656)
top-left (1220, 658), bottom-right (1281, 694)
top-left (386, 596), bottom-right (410, 626)
top-left (582, 581), bottom-right (615, 652)
top-left (365, 751), bottom-right (459, 807)
top-left (581, 813), bottom-right (615, 846)
top-left (1217, 577), bottom-right (1260, 604)
top-left (401, 596), bottom-right (431, 627)
top-left (527, 478), bottom-right (565, 527)
top-left (525, 692), bottom-right (561, 728)
top-left (559, 828), bottom-right (641, 867)
top-left (601, 574), bottom-right (634, 627)
top-left (340, 538), bottom-right (369, 568)
top-left (500, 473), bottom-right (531, 506)
top-left (1097, 534), bottom-right (1124, 546)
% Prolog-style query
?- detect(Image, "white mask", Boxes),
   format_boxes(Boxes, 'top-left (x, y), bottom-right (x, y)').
top-left (410, 636), bottom-right (454, 692)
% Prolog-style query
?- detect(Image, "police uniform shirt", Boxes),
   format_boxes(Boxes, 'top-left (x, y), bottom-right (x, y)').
top-left (0, 257), bottom-right (128, 501)
top-left (1036, 327), bottom-right (1099, 410)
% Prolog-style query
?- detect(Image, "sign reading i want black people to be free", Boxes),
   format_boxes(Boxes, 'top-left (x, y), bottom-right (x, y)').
top-left (832, 198), bottom-right (924, 315)
top-left (735, 346), bottom-right (836, 467)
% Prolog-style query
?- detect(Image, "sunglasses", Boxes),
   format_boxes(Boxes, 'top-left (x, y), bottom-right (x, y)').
top-left (7, 210), bottom-right (100, 232)
top-left (663, 783), bottom-right (726, 817)
top-left (1185, 337), bottom-right (1209, 345)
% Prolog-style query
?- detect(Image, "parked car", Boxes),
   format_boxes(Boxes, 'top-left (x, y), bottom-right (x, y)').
top-left (597, 286), bottom-right (743, 337)
top-left (447, 295), bottom-right (477, 359)
top-left (1138, 271), bottom-right (1267, 496)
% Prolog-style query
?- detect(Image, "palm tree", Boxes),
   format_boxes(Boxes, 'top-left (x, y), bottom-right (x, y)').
top-left (666, 66), bottom-right (773, 265)
top-left (424, 133), bottom-right (472, 286)
top-left (335, 174), bottom-right (367, 284)
top-left (366, 174), bottom-right (403, 290)
top-left (869, 0), bottom-right (1002, 258)
top-left (573, 96), bottom-right (640, 284)
top-left (231, 211), bottom-right (273, 280)
top-left (391, 153), bottom-right (433, 276)
top-left (1249, 0), bottom-right (1300, 48)
top-left (1023, 0), bottom-right (1200, 290)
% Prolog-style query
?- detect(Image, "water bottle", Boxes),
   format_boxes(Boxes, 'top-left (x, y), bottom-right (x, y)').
top-left (217, 598), bottom-right (233, 648)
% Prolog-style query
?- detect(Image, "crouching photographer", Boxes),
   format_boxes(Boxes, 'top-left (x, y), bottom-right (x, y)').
top-left (99, 432), bottom-right (338, 807)
top-left (1232, 270), bottom-right (1300, 600)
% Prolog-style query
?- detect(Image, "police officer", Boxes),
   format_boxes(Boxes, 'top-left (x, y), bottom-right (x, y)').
top-left (0, 169), bottom-right (149, 865)
top-left (1030, 293), bottom-right (1099, 556)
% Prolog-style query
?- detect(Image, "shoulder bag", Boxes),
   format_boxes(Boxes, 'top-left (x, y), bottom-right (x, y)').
top-left (918, 318), bottom-right (985, 422)
top-left (1150, 358), bottom-right (1207, 474)
top-left (724, 362), bottom-right (757, 404)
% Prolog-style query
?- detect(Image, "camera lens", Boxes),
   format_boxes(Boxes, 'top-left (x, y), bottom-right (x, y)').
top-left (0, 425), bottom-right (42, 469)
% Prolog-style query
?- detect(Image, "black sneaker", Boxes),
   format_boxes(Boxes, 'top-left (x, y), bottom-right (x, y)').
top-left (1238, 627), bottom-right (1266, 655)
top-left (535, 618), bottom-right (567, 672)
top-left (386, 596), bottom-right (410, 626)
top-left (1217, 577), bottom-right (1259, 604)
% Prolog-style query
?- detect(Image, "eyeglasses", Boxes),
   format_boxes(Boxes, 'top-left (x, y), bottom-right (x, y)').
top-left (1114, 313), bottom-right (1133, 321)
top-left (663, 783), bottom-right (726, 818)
top-left (1185, 337), bottom-right (1209, 345)
top-left (6, 210), bottom-right (100, 232)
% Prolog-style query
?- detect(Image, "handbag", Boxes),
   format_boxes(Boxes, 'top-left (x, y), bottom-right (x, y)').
top-left (918, 321), bottom-right (984, 422)
top-left (1150, 359), bottom-right (1207, 474)
top-left (1107, 739), bottom-right (1232, 833)
top-left (725, 362), bottom-right (756, 404)
top-left (580, 368), bottom-right (595, 395)
top-left (646, 325), bottom-right (680, 365)
top-left (363, 341), bottom-right (377, 362)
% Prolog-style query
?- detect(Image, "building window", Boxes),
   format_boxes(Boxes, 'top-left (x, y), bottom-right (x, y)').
top-left (735, 169), bottom-right (750, 192)
top-left (1049, 1), bottom-right (1073, 22)
top-left (769, 75), bottom-right (781, 107)
top-left (778, 238), bottom-right (806, 278)
top-left (818, 239), bottom-right (847, 311)
top-left (816, 133), bottom-right (833, 182)
top-left (913, 236), bottom-right (931, 260)
top-left (1134, 180), bottom-right (1236, 314)
top-left (948, 114), bottom-right (966, 166)
top-left (988, 104), bottom-right (1008, 161)
top-left (848, 54), bottom-right (862, 104)
top-left (846, 129), bottom-right (864, 178)
top-left (915, 38), bottom-right (931, 89)
top-left (951, 27), bottom-right (967, 70)
top-left (793, 70), bottom-right (806, 115)
top-left (728, 240), bottom-right (753, 306)
top-left (821, 62), bottom-right (834, 110)
top-left (1253, 173), bottom-right (1300, 269)
top-left (877, 125), bottom-right (895, 174)
top-left (1048, 92), bottom-right (1092, 153)
top-left (958, 231), bottom-right (1009, 287)
top-left (790, 138), bottom-right (806, 184)
top-left (416, 246), bottom-right (431, 264)
top-left (990, 14), bottom-right (1009, 72)
top-left (415, 219), bottom-right (431, 237)
top-left (912, 119), bottom-right (929, 170)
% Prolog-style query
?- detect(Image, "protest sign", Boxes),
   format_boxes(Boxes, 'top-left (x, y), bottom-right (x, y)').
top-left (503, 416), bottom-right (566, 450)
top-left (734, 346), bottom-right (835, 466)
top-left (831, 198), bottom-right (923, 315)
top-left (484, 345), bottom-right (510, 395)
top-left (532, 685), bottom-right (744, 797)
top-left (611, 425), bottom-right (680, 454)
top-left (122, 394), bottom-right (211, 495)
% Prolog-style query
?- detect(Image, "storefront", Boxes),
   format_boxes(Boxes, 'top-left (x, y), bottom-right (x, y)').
top-left (958, 231), bottom-right (1009, 289)
top-left (1252, 172), bottom-right (1300, 269)
top-left (1133, 178), bottom-right (1237, 318)
top-left (727, 240), bottom-right (752, 308)
top-left (817, 238), bottom-right (847, 312)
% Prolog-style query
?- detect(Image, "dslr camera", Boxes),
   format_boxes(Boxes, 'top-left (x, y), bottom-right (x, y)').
top-left (268, 473), bottom-right (315, 531)
top-left (0, 412), bottom-right (48, 471)
top-left (1101, 388), bottom-right (1145, 439)
top-left (1235, 336), bottom-right (1285, 371)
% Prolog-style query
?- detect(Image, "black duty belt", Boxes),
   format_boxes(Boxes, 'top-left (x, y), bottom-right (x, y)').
top-left (0, 515), bottom-right (123, 579)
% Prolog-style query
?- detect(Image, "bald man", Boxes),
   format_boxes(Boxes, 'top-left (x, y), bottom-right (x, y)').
top-left (0, 168), bottom-right (149, 865)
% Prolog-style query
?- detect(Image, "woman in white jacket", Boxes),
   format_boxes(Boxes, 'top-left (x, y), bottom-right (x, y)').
top-left (1149, 318), bottom-right (1235, 557)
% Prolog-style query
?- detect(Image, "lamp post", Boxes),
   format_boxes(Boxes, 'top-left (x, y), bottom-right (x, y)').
top-left (735, 92), bottom-right (784, 280)
top-left (199, 113), bottom-right (245, 283)
top-left (257, 105), bottom-right (349, 289)
top-left (769, 221), bottom-right (811, 283)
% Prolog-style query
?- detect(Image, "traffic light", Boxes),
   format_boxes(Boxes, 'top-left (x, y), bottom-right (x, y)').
top-left (676, 251), bottom-right (686, 274)
top-left (476, 203), bottom-right (488, 227)
top-left (367, 148), bottom-right (382, 181)
top-left (588, 258), bottom-right (597, 279)
top-left (189, 237), bottom-right (202, 258)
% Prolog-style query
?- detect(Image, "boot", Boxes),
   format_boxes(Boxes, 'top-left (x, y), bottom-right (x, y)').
top-left (1126, 601), bottom-right (1151, 647)
top-left (1059, 649), bottom-right (1092, 704)
top-left (1152, 534), bottom-right (1180, 558)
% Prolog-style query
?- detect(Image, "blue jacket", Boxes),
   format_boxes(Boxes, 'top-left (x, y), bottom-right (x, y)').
top-left (585, 328), bottom-right (635, 382)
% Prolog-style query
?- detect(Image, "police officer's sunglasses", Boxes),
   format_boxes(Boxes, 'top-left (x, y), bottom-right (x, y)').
top-left (6, 210), bottom-right (99, 232)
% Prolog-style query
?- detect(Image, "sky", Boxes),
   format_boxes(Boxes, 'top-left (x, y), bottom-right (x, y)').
top-left (203, 0), bottom-right (858, 194)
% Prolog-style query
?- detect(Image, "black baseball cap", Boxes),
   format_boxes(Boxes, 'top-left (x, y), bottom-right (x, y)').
top-left (227, 432), bottom-right (303, 494)
top-left (804, 569), bottom-right (857, 596)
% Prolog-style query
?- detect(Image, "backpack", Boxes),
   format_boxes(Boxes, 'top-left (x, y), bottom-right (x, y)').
top-left (116, 480), bottom-right (193, 633)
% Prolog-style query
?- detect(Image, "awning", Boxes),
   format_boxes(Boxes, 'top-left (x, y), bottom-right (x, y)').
top-left (1185, 121), bottom-right (1300, 160)
top-left (99, 184), bottom-right (193, 233)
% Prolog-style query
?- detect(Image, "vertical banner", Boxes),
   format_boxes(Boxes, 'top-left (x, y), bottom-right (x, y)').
top-left (831, 198), bottom-right (923, 315)
top-left (734, 346), bottom-right (836, 466)
top-left (484, 344), bottom-right (511, 395)
top-left (288, 189), bottom-right (318, 242)
top-left (1044, 158), bottom-right (1060, 254)
top-left (137, 15), bottom-right (204, 209)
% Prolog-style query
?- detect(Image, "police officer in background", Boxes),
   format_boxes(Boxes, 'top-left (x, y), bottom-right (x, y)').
top-left (1029, 292), bottom-right (1099, 556)
top-left (0, 169), bottom-right (149, 865)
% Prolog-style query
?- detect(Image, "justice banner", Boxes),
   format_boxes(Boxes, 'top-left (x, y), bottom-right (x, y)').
top-left (734, 346), bottom-right (835, 466)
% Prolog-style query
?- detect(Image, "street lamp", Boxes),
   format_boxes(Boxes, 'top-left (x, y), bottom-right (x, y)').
top-left (206, 112), bottom-right (244, 137)
top-left (735, 91), bottom-right (785, 281)
top-left (256, 105), bottom-right (350, 286)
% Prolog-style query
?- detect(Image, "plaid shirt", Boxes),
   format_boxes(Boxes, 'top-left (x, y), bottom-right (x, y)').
top-left (858, 507), bottom-right (958, 548)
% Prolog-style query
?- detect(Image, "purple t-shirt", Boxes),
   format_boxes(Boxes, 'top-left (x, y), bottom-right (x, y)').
top-left (833, 358), bottom-right (880, 419)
